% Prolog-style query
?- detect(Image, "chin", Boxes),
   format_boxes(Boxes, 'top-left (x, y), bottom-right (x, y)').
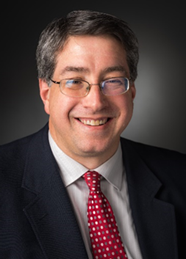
top-left (77, 139), bottom-right (116, 157)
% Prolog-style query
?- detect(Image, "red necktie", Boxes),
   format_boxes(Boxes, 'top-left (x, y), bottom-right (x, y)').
top-left (83, 171), bottom-right (128, 259)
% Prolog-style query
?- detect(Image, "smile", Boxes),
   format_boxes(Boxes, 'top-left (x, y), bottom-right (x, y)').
top-left (78, 118), bottom-right (109, 126)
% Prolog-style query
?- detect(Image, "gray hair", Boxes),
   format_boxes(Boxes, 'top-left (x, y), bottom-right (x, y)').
top-left (36, 10), bottom-right (139, 84)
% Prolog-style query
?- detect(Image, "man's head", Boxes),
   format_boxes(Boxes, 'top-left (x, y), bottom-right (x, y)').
top-left (36, 10), bottom-right (139, 84)
top-left (37, 10), bottom-right (138, 168)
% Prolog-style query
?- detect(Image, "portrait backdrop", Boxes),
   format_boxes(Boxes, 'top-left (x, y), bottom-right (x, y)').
top-left (1, 1), bottom-right (186, 153)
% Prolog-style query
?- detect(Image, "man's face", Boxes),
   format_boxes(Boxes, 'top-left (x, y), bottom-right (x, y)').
top-left (39, 35), bottom-right (136, 168)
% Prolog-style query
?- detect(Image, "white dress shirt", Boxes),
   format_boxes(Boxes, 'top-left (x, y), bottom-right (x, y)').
top-left (48, 132), bottom-right (143, 259)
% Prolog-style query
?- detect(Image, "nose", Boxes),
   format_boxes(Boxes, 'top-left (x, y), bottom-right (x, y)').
top-left (82, 84), bottom-right (108, 112)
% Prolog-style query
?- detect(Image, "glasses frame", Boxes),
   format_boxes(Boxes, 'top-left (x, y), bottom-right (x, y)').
top-left (49, 77), bottom-right (131, 97)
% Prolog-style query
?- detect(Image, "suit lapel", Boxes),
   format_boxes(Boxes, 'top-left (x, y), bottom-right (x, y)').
top-left (22, 126), bottom-right (88, 259)
top-left (121, 138), bottom-right (178, 259)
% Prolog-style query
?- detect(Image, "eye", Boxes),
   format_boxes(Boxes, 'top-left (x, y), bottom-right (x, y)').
top-left (65, 79), bottom-right (85, 89)
top-left (106, 78), bottom-right (124, 85)
top-left (101, 77), bottom-right (129, 96)
top-left (66, 79), bottom-right (82, 85)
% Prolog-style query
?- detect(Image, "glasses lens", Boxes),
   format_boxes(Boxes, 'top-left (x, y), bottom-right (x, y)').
top-left (101, 77), bottom-right (129, 96)
top-left (60, 79), bottom-right (89, 97)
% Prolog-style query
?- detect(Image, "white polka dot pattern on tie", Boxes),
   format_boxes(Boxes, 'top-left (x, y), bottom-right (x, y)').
top-left (83, 171), bottom-right (128, 259)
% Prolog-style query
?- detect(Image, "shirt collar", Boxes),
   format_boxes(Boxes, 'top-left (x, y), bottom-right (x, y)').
top-left (94, 143), bottom-right (123, 190)
top-left (48, 131), bottom-right (124, 190)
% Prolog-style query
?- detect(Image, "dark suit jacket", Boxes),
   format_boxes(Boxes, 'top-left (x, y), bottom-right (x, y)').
top-left (0, 124), bottom-right (186, 259)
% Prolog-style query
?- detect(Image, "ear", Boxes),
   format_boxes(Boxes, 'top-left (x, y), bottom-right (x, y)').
top-left (39, 79), bottom-right (51, 115)
top-left (130, 82), bottom-right (136, 100)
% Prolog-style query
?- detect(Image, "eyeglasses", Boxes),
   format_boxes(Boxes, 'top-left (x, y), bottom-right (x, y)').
top-left (49, 77), bottom-right (130, 98)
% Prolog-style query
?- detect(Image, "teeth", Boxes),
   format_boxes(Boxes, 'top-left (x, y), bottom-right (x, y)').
top-left (79, 118), bottom-right (108, 126)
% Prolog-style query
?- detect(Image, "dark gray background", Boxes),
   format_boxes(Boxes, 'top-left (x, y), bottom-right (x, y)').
top-left (1, 2), bottom-right (186, 153)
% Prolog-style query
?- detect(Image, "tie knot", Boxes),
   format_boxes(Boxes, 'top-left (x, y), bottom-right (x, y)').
top-left (83, 171), bottom-right (101, 192)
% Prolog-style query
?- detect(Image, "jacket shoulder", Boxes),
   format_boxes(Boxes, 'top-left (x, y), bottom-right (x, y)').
top-left (121, 137), bottom-right (186, 159)
top-left (120, 137), bottom-right (186, 173)
top-left (0, 134), bottom-right (34, 166)
top-left (0, 126), bottom-right (48, 183)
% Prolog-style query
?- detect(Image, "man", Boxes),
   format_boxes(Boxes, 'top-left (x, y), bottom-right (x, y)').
top-left (0, 10), bottom-right (186, 259)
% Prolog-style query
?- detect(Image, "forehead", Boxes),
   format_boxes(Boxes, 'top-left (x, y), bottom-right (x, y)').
top-left (60, 35), bottom-right (126, 57)
top-left (54, 35), bottom-right (129, 77)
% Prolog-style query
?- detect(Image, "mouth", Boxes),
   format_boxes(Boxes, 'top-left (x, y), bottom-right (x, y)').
top-left (77, 118), bottom-right (110, 126)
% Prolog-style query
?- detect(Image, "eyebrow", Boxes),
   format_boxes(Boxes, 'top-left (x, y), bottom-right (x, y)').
top-left (102, 65), bottom-right (126, 75)
top-left (60, 66), bottom-right (90, 75)
top-left (59, 65), bottom-right (126, 77)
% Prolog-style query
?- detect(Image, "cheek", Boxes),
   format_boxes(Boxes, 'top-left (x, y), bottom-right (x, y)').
top-left (115, 94), bottom-right (134, 126)
top-left (116, 92), bottom-right (134, 112)
top-left (49, 92), bottom-right (78, 122)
